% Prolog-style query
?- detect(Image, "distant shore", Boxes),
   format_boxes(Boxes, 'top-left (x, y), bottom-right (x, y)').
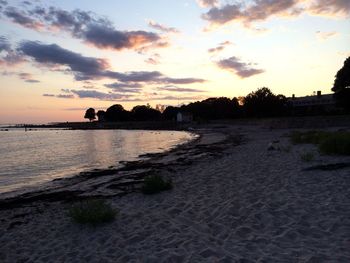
top-left (4, 114), bottom-right (350, 131)
top-left (0, 118), bottom-right (350, 262)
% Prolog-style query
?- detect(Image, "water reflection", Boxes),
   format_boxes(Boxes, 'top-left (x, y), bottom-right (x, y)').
top-left (0, 129), bottom-right (194, 193)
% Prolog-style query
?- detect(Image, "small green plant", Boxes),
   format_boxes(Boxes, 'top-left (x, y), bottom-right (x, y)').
top-left (69, 199), bottom-right (116, 225)
top-left (290, 130), bottom-right (327, 145)
top-left (291, 130), bottom-right (350, 156)
top-left (300, 152), bottom-right (315, 162)
top-left (142, 175), bottom-right (173, 195)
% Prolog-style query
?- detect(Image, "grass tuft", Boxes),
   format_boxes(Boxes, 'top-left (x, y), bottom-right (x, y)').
top-left (319, 132), bottom-right (350, 155)
top-left (290, 130), bottom-right (350, 156)
top-left (142, 175), bottom-right (173, 195)
top-left (68, 199), bottom-right (116, 225)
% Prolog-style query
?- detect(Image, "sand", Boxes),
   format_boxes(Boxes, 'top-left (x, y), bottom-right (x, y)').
top-left (0, 124), bottom-right (349, 262)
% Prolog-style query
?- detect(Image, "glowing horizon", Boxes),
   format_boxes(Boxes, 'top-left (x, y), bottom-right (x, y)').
top-left (0, 0), bottom-right (349, 123)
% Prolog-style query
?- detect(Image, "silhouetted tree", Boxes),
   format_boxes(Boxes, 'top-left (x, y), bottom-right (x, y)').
top-left (181, 97), bottom-right (241, 120)
top-left (162, 106), bottom-right (179, 120)
top-left (105, 104), bottom-right (131, 122)
top-left (84, 108), bottom-right (96, 122)
top-left (96, 110), bottom-right (106, 122)
top-left (243, 87), bottom-right (287, 117)
top-left (332, 57), bottom-right (350, 111)
top-left (131, 105), bottom-right (161, 121)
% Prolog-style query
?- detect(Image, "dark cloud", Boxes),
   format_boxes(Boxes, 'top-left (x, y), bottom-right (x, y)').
top-left (0, 35), bottom-right (10, 52)
top-left (18, 72), bottom-right (40, 83)
top-left (156, 95), bottom-right (204, 101)
top-left (1, 4), bottom-right (164, 52)
top-left (202, 0), bottom-right (350, 27)
top-left (70, 89), bottom-right (130, 100)
top-left (208, 46), bottom-right (224, 53)
top-left (202, 4), bottom-right (243, 25)
top-left (1, 70), bottom-right (39, 82)
top-left (158, 85), bottom-right (206, 93)
top-left (108, 71), bottom-right (163, 82)
top-left (217, 56), bottom-right (264, 78)
top-left (0, 36), bottom-right (26, 65)
top-left (25, 79), bottom-right (40, 83)
top-left (56, 94), bottom-right (74, 99)
top-left (208, 41), bottom-right (232, 53)
top-left (148, 20), bottom-right (179, 33)
top-left (18, 41), bottom-right (110, 80)
top-left (161, 77), bottom-right (206, 84)
top-left (42, 93), bottom-right (74, 98)
top-left (103, 70), bottom-right (205, 84)
top-left (11, 41), bottom-right (204, 84)
top-left (4, 6), bottom-right (42, 29)
top-left (83, 24), bottom-right (161, 50)
top-left (145, 57), bottom-right (160, 65)
top-left (104, 82), bottom-right (142, 93)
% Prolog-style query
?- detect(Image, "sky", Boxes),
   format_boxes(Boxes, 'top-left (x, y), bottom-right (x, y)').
top-left (0, 0), bottom-right (349, 123)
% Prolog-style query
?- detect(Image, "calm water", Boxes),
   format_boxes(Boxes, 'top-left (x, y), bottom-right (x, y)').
top-left (0, 129), bottom-right (195, 194)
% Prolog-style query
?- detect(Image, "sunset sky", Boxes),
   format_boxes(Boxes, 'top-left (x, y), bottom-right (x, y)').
top-left (0, 0), bottom-right (349, 123)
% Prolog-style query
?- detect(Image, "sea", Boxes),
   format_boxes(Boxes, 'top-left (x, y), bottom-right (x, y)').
top-left (0, 128), bottom-right (196, 194)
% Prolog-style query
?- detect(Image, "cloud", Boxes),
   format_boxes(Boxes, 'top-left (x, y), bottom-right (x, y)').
top-left (160, 77), bottom-right (206, 84)
top-left (13, 41), bottom-right (205, 84)
top-left (1, 70), bottom-right (39, 82)
top-left (208, 40), bottom-right (232, 53)
top-left (70, 89), bottom-right (131, 100)
top-left (0, 35), bottom-right (10, 52)
top-left (217, 56), bottom-right (264, 78)
top-left (155, 95), bottom-right (204, 101)
top-left (83, 24), bottom-right (161, 50)
top-left (0, 36), bottom-right (26, 65)
top-left (104, 82), bottom-right (143, 93)
top-left (158, 85), bottom-right (206, 93)
top-left (1, 4), bottom-right (164, 52)
top-left (309, 0), bottom-right (350, 16)
top-left (316, 30), bottom-right (339, 40)
top-left (18, 41), bottom-right (110, 80)
top-left (105, 70), bottom-right (206, 84)
top-left (56, 94), bottom-right (74, 98)
top-left (196, 0), bottom-right (219, 8)
top-left (4, 6), bottom-right (43, 29)
top-left (42, 93), bottom-right (74, 98)
top-left (201, 0), bottom-right (350, 28)
top-left (148, 20), bottom-right (179, 33)
top-left (145, 57), bottom-right (159, 65)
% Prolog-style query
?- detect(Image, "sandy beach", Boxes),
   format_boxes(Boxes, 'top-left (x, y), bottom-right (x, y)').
top-left (0, 123), bottom-right (349, 262)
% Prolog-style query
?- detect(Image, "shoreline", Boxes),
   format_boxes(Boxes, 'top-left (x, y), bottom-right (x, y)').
top-left (0, 127), bottom-right (234, 208)
top-left (1, 123), bottom-right (349, 262)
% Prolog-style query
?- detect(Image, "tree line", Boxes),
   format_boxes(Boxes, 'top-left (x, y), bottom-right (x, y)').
top-left (84, 87), bottom-right (290, 122)
top-left (84, 56), bottom-right (350, 122)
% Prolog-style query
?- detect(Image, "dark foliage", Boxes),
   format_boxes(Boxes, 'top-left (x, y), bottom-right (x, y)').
top-left (96, 110), bottom-right (105, 121)
top-left (68, 199), bottom-right (116, 225)
top-left (162, 106), bottom-right (179, 120)
top-left (105, 104), bottom-right (131, 122)
top-left (181, 97), bottom-right (241, 120)
top-left (84, 108), bottom-right (96, 122)
top-left (243, 87), bottom-right (287, 117)
top-left (332, 57), bottom-right (350, 111)
top-left (142, 175), bottom-right (173, 195)
top-left (131, 105), bottom-right (161, 121)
